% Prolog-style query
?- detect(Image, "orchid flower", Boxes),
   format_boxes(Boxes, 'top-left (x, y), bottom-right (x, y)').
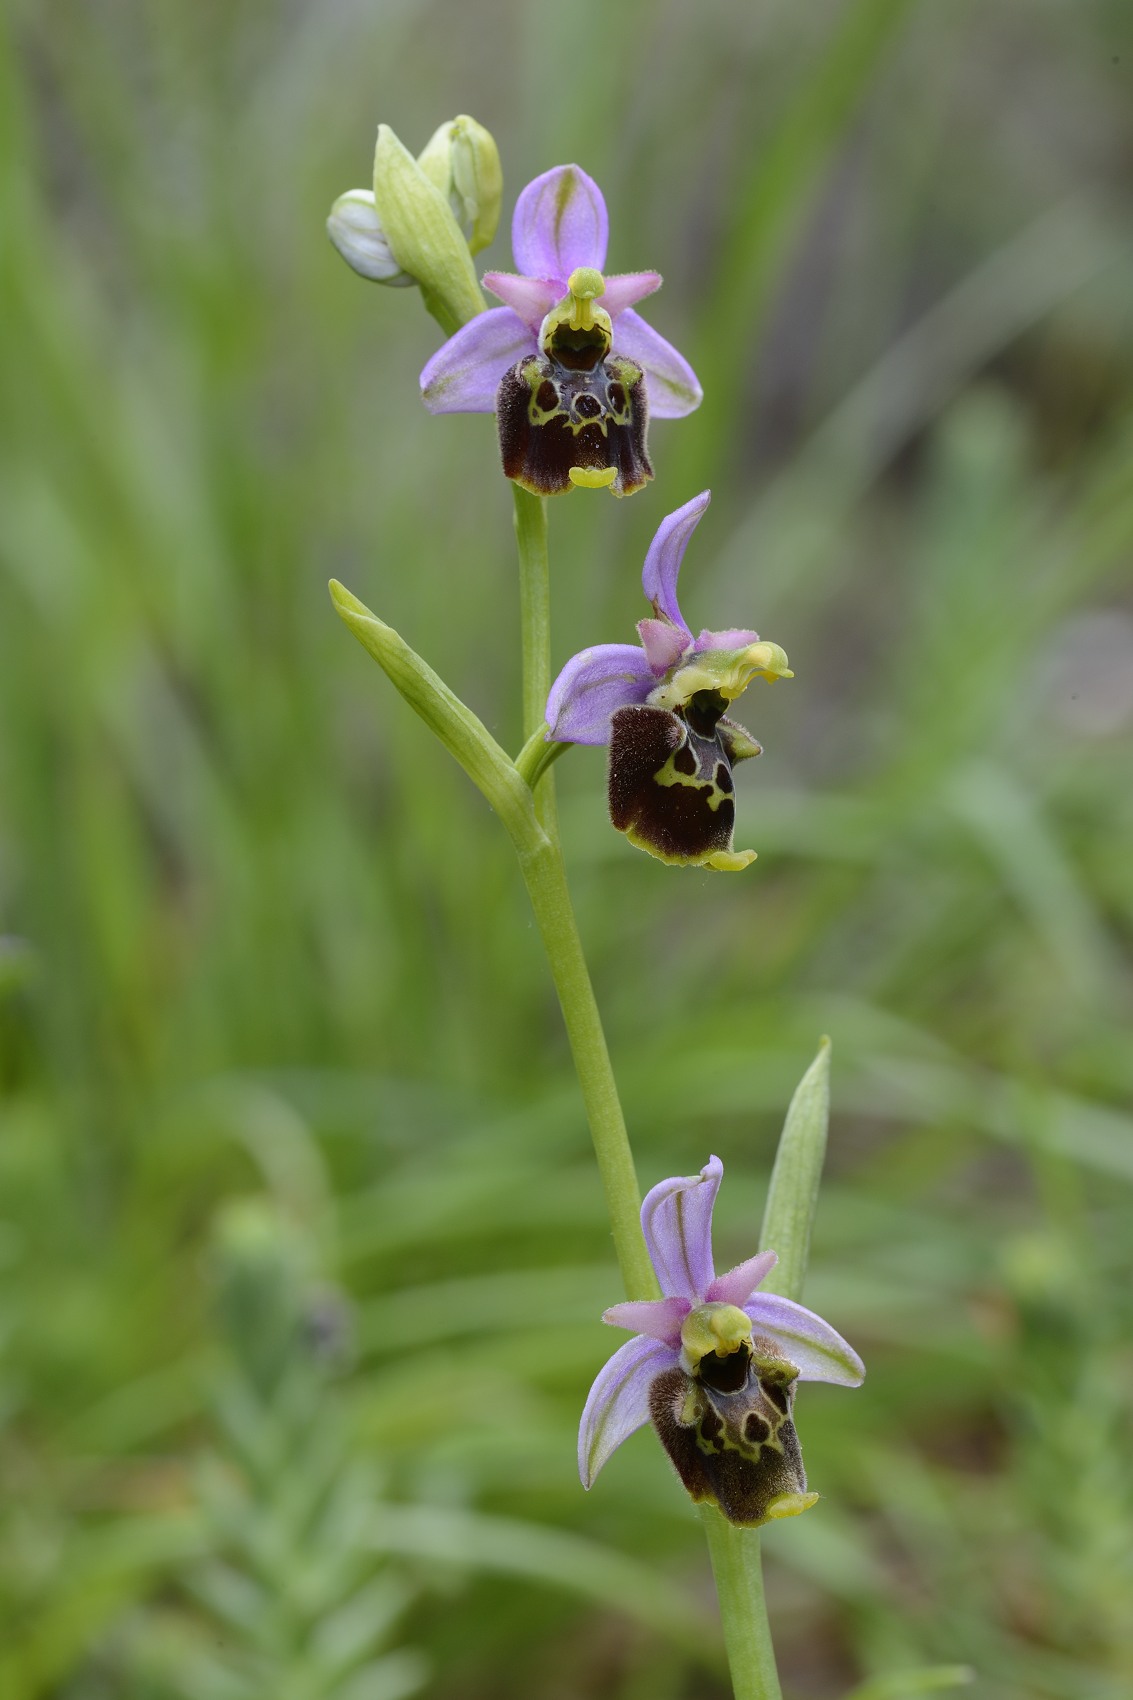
top-left (579, 1157), bottom-right (864, 1528)
top-left (420, 164), bottom-right (702, 497)
top-left (545, 490), bottom-right (792, 869)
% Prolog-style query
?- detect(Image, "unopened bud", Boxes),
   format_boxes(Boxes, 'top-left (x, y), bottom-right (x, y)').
top-left (448, 115), bottom-right (502, 254)
top-left (417, 115), bottom-right (502, 256)
top-left (326, 189), bottom-right (413, 285)
top-left (371, 124), bottom-right (484, 332)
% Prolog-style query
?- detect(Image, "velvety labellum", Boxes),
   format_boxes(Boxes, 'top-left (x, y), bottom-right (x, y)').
top-left (497, 353), bottom-right (652, 498)
top-left (648, 1337), bottom-right (807, 1527)
top-left (607, 698), bottom-right (761, 867)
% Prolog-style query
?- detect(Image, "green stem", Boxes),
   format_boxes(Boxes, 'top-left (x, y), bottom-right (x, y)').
top-left (516, 834), bottom-right (657, 1301)
top-left (514, 723), bottom-right (569, 791)
top-left (512, 487), bottom-right (551, 741)
top-left (699, 1510), bottom-right (783, 1700)
top-left (512, 487), bottom-right (558, 835)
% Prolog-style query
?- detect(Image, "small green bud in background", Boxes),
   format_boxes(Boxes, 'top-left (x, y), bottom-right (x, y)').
top-left (211, 1197), bottom-right (310, 1398)
top-left (417, 114), bottom-right (503, 255)
top-left (326, 188), bottom-right (414, 285)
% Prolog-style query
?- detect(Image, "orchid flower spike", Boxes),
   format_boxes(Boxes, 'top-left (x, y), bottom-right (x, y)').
top-left (421, 164), bottom-right (702, 497)
top-left (545, 490), bottom-right (792, 870)
top-left (579, 1157), bottom-right (864, 1528)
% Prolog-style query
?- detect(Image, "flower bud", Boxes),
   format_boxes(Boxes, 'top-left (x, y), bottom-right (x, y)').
top-left (417, 114), bottom-right (502, 256)
top-left (371, 124), bottom-right (485, 332)
top-left (326, 189), bottom-right (413, 286)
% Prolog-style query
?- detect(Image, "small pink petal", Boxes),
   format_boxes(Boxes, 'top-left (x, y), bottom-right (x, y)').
top-left (602, 1296), bottom-right (689, 1347)
top-left (600, 271), bottom-right (662, 317)
top-left (637, 617), bottom-right (689, 677)
top-left (482, 271), bottom-right (561, 332)
top-left (705, 1250), bottom-right (778, 1308)
top-left (695, 628), bottom-right (761, 652)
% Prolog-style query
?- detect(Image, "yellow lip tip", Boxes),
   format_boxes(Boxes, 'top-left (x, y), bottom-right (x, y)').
top-left (705, 849), bottom-right (757, 872)
top-left (568, 466), bottom-right (618, 490)
top-left (765, 1491), bottom-right (820, 1521)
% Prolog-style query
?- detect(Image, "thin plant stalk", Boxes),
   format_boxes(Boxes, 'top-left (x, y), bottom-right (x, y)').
top-left (517, 835), bottom-right (656, 1301)
top-left (699, 1509), bottom-right (783, 1700)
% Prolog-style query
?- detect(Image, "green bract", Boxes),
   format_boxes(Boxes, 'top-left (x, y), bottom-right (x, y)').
top-left (371, 125), bottom-right (486, 333)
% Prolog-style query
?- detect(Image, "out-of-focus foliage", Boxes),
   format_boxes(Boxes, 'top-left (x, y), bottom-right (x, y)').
top-left (1, 1), bottom-right (1132, 1696)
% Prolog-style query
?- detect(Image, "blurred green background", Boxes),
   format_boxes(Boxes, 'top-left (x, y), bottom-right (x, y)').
top-left (2, 0), bottom-right (1132, 1696)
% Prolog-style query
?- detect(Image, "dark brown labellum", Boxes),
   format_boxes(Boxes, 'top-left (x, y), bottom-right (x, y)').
top-left (608, 699), bottom-right (764, 866)
top-left (496, 353), bottom-right (653, 497)
top-left (648, 1339), bottom-right (807, 1527)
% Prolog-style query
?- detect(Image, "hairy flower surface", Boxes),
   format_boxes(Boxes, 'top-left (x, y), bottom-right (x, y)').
top-left (579, 1157), bottom-right (864, 1527)
top-left (545, 490), bottom-right (792, 868)
top-left (420, 165), bottom-right (702, 496)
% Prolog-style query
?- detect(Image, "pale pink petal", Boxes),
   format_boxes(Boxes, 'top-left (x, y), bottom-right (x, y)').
top-left (578, 1335), bottom-right (673, 1487)
top-left (600, 271), bottom-right (662, 317)
top-left (640, 490), bottom-right (710, 630)
top-left (613, 309), bottom-right (702, 419)
top-left (637, 617), bottom-right (689, 677)
top-left (705, 1250), bottom-right (778, 1308)
top-left (420, 308), bottom-right (536, 414)
top-left (545, 643), bottom-right (655, 746)
top-left (512, 164), bottom-right (608, 281)
top-left (482, 271), bottom-right (561, 332)
top-left (640, 1155), bottom-right (722, 1304)
top-left (602, 1296), bottom-right (690, 1347)
top-left (695, 628), bottom-right (761, 652)
top-left (745, 1293), bottom-right (866, 1386)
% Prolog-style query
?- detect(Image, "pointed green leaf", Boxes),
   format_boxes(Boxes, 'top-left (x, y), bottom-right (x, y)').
top-left (329, 580), bottom-right (543, 855)
top-left (759, 1037), bottom-right (831, 1301)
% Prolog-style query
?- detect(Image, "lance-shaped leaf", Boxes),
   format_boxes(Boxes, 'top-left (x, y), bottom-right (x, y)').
top-left (329, 581), bottom-right (542, 854)
top-left (759, 1037), bottom-right (831, 1302)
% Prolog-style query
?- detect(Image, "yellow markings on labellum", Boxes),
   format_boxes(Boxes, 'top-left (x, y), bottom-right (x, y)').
top-left (569, 465), bottom-right (618, 489)
top-left (652, 747), bottom-right (731, 811)
top-left (620, 822), bottom-right (757, 874)
top-left (680, 1302), bottom-right (754, 1376)
top-left (765, 1491), bottom-right (820, 1520)
top-left (707, 849), bottom-right (757, 872)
